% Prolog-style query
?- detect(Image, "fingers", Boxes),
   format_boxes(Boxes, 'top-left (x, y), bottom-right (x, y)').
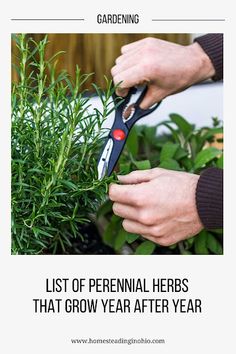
top-left (122, 219), bottom-right (153, 235)
top-left (118, 168), bottom-right (166, 185)
top-left (118, 170), bottom-right (154, 184)
top-left (143, 234), bottom-right (175, 247)
top-left (122, 220), bottom-right (176, 246)
top-left (112, 202), bottom-right (138, 220)
top-left (114, 48), bottom-right (141, 67)
top-left (141, 234), bottom-right (158, 243)
top-left (121, 39), bottom-right (146, 54)
top-left (111, 62), bottom-right (165, 108)
top-left (139, 85), bottom-right (164, 109)
top-left (109, 183), bottom-right (141, 205)
top-left (113, 65), bottom-right (148, 93)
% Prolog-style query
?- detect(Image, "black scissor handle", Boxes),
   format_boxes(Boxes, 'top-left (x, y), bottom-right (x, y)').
top-left (127, 86), bottom-right (161, 129)
top-left (112, 83), bottom-right (161, 129)
top-left (99, 84), bottom-right (161, 177)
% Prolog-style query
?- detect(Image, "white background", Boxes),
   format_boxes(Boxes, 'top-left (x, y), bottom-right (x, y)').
top-left (0, 1), bottom-right (235, 353)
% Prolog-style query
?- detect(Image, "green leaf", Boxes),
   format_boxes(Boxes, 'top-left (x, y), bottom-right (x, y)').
top-left (206, 233), bottom-right (223, 254)
top-left (60, 180), bottom-right (78, 191)
top-left (119, 162), bottom-right (131, 174)
top-left (97, 199), bottom-right (112, 218)
top-left (114, 228), bottom-right (127, 250)
top-left (157, 122), bottom-right (180, 143)
top-left (160, 142), bottom-right (179, 162)
top-left (194, 230), bottom-right (209, 255)
top-left (181, 157), bottom-right (193, 171)
top-left (143, 126), bottom-right (157, 144)
top-left (169, 113), bottom-right (194, 138)
top-left (194, 147), bottom-right (222, 170)
top-left (103, 215), bottom-right (120, 248)
top-left (126, 233), bottom-right (139, 244)
top-left (133, 160), bottom-right (151, 170)
top-left (199, 127), bottom-right (223, 145)
top-left (159, 158), bottom-right (181, 171)
top-left (181, 250), bottom-right (192, 255)
top-left (216, 154), bottom-right (223, 169)
top-left (174, 146), bottom-right (188, 161)
top-left (134, 240), bottom-right (156, 255)
top-left (32, 227), bottom-right (54, 238)
top-left (126, 127), bottom-right (138, 157)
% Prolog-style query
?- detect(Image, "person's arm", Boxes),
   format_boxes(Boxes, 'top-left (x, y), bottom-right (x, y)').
top-left (111, 34), bottom-right (222, 109)
top-left (196, 167), bottom-right (223, 229)
top-left (109, 168), bottom-right (204, 246)
top-left (194, 34), bottom-right (223, 81)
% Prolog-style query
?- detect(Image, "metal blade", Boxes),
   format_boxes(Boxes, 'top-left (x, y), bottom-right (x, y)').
top-left (97, 138), bottom-right (113, 180)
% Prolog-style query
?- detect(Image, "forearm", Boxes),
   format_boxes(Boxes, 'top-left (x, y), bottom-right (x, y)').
top-left (194, 33), bottom-right (223, 81)
top-left (196, 168), bottom-right (223, 229)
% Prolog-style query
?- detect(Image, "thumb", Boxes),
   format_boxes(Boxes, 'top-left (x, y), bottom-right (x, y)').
top-left (139, 85), bottom-right (163, 109)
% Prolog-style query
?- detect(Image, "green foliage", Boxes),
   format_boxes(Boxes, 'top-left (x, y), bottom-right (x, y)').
top-left (11, 34), bottom-right (117, 255)
top-left (98, 113), bottom-right (223, 255)
top-left (12, 35), bottom-right (223, 256)
top-left (194, 147), bottom-right (221, 170)
top-left (134, 241), bottom-right (156, 255)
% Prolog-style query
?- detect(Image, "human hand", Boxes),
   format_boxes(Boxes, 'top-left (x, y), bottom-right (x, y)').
top-left (111, 37), bottom-right (215, 109)
top-left (109, 168), bottom-right (203, 246)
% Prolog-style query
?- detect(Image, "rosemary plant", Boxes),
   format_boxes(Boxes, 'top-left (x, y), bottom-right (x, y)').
top-left (12, 34), bottom-right (117, 255)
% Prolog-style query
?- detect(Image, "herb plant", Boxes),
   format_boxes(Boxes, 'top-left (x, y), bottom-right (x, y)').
top-left (11, 34), bottom-right (117, 255)
top-left (98, 115), bottom-right (223, 255)
top-left (12, 34), bottom-right (223, 256)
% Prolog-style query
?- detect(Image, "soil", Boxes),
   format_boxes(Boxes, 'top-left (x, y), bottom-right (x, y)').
top-left (62, 223), bottom-right (115, 255)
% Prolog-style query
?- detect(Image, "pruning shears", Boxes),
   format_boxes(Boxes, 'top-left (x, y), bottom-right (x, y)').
top-left (97, 85), bottom-right (161, 180)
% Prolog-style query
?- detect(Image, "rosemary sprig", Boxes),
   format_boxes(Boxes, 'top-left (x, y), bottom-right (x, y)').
top-left (11, 34), bottom-right (117, 255)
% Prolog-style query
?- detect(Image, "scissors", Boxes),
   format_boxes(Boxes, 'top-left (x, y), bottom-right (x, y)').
top-left (97, 85), bottom-right (161, 179)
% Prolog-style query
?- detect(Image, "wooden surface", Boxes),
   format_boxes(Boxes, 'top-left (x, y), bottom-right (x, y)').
top-left (12, 33), bottom-right (190, 89)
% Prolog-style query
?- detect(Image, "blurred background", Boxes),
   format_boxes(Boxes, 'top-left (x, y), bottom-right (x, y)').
top-left (12, 33), bottom-right (190, 89)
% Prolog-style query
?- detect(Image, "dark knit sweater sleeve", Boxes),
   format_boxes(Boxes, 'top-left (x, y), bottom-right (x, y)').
top-left (196, 168), bottom-right (223, 229)
top-left (194, 33), bottom-right (223, 81)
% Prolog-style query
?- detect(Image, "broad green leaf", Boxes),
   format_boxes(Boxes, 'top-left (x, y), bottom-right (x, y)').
top-left (97, 199), bottom-right (112, 218)
top-left (157, 122), bottom-right (180, 143)
top-left (103, 215), bottom-right (120, 248)
top-left (144, 126), bottom-right (157, 144)
top-left (181, 157), bottom-right (193, 171)
top-left (134, 160), bottom-right (151, 170)
top-left (206, 233), bottom-right (223, 254)
top-left (194, 147), bottom-right (222, 170)
top-left (126, 127), bottom-right (138, 157)
top-left (160, 142), bottom-right (179, 162)
top-left (134, 240), bottom-right (156, 255)
top-left (174, 146), bottom-right (188, 161)
top-left (194, 230), bottom-right (209, 255)
top-left (159, 158), bottom-right (181, 171)
top-left (216, 154), bottom-right (223, 169)
top-left (169, 113), bottom-right (194, 138)
top-left (185, 237), bottom-right (195, 249)
top-left (126, 232), bottom-right (139, 244)
top-left (114, 228), bottom-right (127, 250)
top-left (190, 135), bottom-right (198, 158)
